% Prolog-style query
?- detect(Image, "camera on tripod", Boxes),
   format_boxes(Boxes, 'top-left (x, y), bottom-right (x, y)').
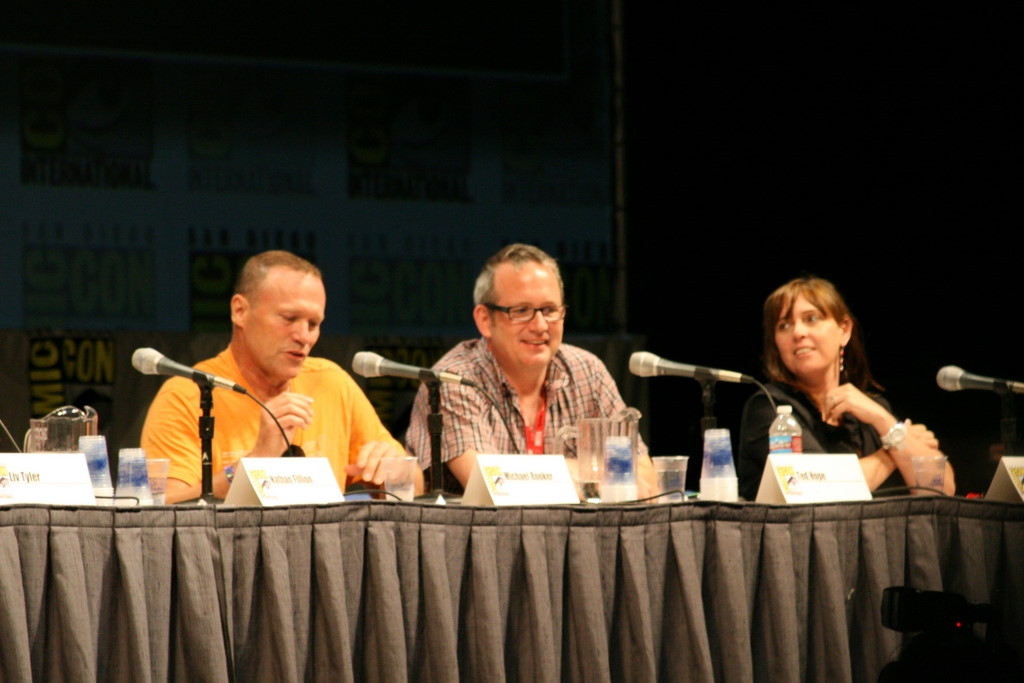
top-left (881, 586), bottom-right (993, 632)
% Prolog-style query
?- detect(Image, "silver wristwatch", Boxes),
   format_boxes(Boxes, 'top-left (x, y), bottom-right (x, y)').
top-left (881, 421), bottom-right (907, 450)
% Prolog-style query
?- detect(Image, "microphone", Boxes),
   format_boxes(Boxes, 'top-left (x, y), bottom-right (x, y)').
top-left (629, 351), bottom-right (755, 384)
top-left (936, 365), bottom-right (1024, 394)
top-left (352, 351), bottom-right (477, 387)
top-left (132, 348), bottom-right (248, 394)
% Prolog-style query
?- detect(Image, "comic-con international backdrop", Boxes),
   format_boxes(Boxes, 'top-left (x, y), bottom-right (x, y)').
top-left (2, 2), bottom-right (613, 335)
top-left (0, 2), bottom-right (648, 462)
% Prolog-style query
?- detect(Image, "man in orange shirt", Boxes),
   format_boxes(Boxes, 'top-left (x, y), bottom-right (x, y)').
top-left (142, 250), bottom-right (419, 503)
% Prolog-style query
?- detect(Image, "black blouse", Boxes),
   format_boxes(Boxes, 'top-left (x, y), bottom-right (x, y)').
top-left (738, 381), bottom-right (895, 501)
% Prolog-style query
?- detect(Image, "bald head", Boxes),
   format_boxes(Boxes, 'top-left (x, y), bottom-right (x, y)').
top-left (235, 250), bottom-right (322, 300)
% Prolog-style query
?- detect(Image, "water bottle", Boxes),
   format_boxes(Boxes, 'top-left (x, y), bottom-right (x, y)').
top-left (768, 405), bottom-right (802, 454)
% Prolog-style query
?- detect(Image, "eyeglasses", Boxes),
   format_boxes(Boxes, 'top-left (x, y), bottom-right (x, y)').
top-left (485, 303), bottom-right (568, 323)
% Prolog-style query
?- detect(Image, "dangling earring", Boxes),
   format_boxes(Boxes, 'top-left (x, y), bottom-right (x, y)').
top-left (839, 345), bottom-right (846, 379)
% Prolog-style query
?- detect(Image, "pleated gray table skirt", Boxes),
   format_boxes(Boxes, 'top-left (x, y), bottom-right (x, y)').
top-left (0, 497), bottom-right (1020, 682)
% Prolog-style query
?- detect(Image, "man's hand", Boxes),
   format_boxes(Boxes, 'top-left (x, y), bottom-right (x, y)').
top-left (249, 393), bottom-right (314, 458)
top-left (345, 442), bottom-right (425, 494)
top-left (637, 453), bottom-right (657, 499)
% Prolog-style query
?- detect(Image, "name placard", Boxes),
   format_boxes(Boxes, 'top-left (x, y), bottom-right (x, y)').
top-left (462, 454), bottom-right (579, 506)
top-left (756, 453), bottom-right (871, 504)
top-left (0, 453), bottom-right (96, 505)
top-left (985, 456), bottom-right (1024, 503)
top-left (224, 457), bottom-right (344, 506)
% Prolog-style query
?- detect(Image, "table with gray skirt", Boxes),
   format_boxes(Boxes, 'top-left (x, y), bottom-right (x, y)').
top-left (0, 497), bottom-right (1020, 682)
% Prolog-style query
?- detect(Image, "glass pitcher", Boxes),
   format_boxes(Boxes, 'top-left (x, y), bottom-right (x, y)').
top-left (557, 407), bottom-right (641, 503)
top-left (24, 405), bottom-right (99, 452)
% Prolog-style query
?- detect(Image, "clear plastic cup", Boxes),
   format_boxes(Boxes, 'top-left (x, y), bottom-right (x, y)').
top-left (700, 429), bottom-right (738, 501)
top-left (653, 456), bottom-right (689, 502)
top-left (146, 458), bottom-right (170, 504)
top-left (78, 435), bottom-right (113, 492)
top-left (116, 448), bottom-right (152, 505)
top-left (911, 455), bottom-right (947, 494)
top-left (379, 456), bottom-right (417, 502)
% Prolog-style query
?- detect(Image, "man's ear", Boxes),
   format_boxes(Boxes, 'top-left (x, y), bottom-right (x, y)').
top-left (230, 293), bottom-right (249, 329)
top-left (473, 304), bottom-right (493, 339)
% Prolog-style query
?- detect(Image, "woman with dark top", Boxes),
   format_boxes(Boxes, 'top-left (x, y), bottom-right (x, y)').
top-left (738, 277), bottom-right (955, 501)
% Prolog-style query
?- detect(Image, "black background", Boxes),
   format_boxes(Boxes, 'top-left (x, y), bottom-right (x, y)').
top-left (625, 7), bottom-right (1024, 492)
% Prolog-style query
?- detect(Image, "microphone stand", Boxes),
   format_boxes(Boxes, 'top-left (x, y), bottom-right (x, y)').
top-left (415, 379), bottom-right (455, 502)
top-left (996, 383), bottom-right (1017, 455)
top-left (410, 377), bottom-right (472, 503)
top-left (197, 377), bottom-right (219, 504)
top-left (699, 378), bottom-right (718, 432)
top-left (427, 380), bottom-right (444, 495)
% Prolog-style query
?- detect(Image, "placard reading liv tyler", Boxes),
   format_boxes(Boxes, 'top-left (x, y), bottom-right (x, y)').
top-left (224, 457), bottom-right (344, 506)
top-left (462, 454), bottom-right (579, 506)
top-left (0, 453), bottom-right (96, 505)
top-left (755, 453), bottom-right (871, 504)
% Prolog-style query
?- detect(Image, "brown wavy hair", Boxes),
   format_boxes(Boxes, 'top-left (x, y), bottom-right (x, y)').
top-left (762, 276), bottom-right (881, 392)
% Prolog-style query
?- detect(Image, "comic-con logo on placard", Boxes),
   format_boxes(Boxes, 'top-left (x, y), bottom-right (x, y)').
top-left (20, 59), bottom-right (155, 190)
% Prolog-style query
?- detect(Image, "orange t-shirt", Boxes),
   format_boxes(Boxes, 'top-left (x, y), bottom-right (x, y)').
top-left (141, 348), bottom-right (402, 492)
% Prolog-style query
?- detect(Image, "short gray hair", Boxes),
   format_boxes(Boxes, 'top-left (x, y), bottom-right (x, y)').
top-left (473, 243), bottom-right (563, 305)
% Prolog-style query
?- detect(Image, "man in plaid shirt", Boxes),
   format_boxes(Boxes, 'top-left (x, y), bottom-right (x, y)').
top-left (405, 243), bottom-right (655, 495)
